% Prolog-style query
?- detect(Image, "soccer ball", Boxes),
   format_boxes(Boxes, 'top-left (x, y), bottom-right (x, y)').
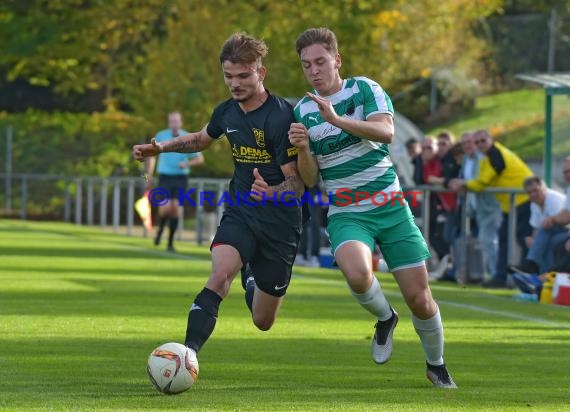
top-left (147, 342), bottom-right (199, 394)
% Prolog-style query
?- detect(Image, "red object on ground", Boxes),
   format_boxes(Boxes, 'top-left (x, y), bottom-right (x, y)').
top-left (555, 285), bottom-right (570, 306)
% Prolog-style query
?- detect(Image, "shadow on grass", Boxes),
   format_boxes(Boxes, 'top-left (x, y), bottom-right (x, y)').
top-left (0, 288), bottom-right (368, 320)
top-left (2, 274), bottom-right (569, 330)
top-left (2, 244), bottom-right (210, 261)
top-left (2, 265), bottom-right (210, 277)
top-left (0, 336), bottom-right (569, 409)
top-left (0, 223), bottom-right (213, 260)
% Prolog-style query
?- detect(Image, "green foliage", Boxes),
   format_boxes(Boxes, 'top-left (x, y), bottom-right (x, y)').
top-left (0, 110), bottom-right (151, 176)
top-left (426, 88), bottom-right (570, 159)
top-left (127, 0), bottom-right (503, 126)
top-left (0, 109), bottom-right (234, 178)
top-left (0, 0), bottom-right (172, 108)
top-left (0, 0), bottom-right (505, 116)
top-left (0, 0), bottom-right (508, 178)
top-left (480, 1), bottom-right (570, 90)
top-left (428, 89), bottom-right (546, 135)
top-left (501, 0), bottom-right (570, 14)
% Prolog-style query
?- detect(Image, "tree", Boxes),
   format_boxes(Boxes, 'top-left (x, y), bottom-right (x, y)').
top-left (0, 0), bottom-right (170, 109)
top-left (0, 0), bottom-right (508, 177)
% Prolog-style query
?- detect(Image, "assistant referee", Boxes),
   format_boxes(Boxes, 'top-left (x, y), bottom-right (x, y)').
top-left (146, 111), bottom-right (204, 252)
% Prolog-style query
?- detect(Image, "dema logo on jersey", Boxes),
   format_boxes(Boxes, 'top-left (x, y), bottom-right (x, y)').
top-left (229, 128), bottom-right (274, 163)
top-left (231, 146), bottom-right (271, 163)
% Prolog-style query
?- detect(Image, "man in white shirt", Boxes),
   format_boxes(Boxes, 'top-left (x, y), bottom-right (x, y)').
top-left (543, 158), bottom-right (570, 228)
top-left (542, 157), bottom-right (570, 270)
top-left (511, 175), bottom-right (567, 274)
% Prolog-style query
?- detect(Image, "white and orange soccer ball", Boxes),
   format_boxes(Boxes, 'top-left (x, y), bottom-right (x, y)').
top-left (147, 342), bottom-right (199, 394)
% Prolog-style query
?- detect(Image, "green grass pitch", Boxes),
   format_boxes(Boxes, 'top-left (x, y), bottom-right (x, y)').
top-left (1, 219), bottom-right (570, 411)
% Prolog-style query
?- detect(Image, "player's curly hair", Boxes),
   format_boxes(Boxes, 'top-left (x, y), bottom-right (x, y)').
top-left (295, 27), bottom-right (338, 56)
top-left (219, 32), bottom-right (268, 65)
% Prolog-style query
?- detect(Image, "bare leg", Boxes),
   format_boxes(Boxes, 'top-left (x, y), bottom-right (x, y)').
top-left (251, 286), bottom-right (284, 331)
top-left (393, 264), bottom-right (443, 366)
top-left (335, 241), bottom-right (392, 320)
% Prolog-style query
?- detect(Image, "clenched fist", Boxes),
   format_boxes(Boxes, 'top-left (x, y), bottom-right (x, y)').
top-left (288, 123), bottom-right (310, 151)
top-left (132, 138), bottom-right (163, 161)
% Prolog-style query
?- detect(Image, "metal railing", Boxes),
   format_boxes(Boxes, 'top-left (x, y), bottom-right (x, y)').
top-left (416, 184), bottom-right (526, 282)
top-left (1, 174), bottom-right (527, 269)
top-left (0, 173), bottom-right (229, 244)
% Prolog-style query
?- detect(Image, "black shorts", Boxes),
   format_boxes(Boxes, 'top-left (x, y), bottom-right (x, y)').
top-left (158, 174), bottom-right (188, 199)
top-left (211, 206), bottom-right (301, 297)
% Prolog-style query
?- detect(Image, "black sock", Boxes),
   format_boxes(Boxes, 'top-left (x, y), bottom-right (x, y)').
top-left (168, 217), bottom-right (179, 247)
top-left (241, 263), bottom-right (253, 290)
top-left (527, 260), bottom-right (539, 273)
top-left (245, 282), bottom-right (255, 313)
top-left (185, 288), bottom-right (222, 353)
top-left (157, 217), bottom-right (168, 237)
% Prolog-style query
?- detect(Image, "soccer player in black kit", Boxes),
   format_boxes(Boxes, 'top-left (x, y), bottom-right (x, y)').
top-left (132, 33), bottom-right (304, 362)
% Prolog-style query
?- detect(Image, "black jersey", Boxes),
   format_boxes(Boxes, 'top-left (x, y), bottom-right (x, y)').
top-left (206, 92), bottom-right (299, 213)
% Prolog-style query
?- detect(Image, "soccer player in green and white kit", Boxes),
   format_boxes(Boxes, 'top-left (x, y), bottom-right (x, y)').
top-left (288, 27), bottom-right (457, 388)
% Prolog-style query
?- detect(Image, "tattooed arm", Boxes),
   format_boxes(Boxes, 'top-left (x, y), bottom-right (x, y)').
top-left (251, 161), bottom-right (304, 201)
top-left (158, 125), bottom-right (214, 153)
top-left (132, 125), bottom-right (214, 161)
top-left (271, 162), bottom-right (305, 198)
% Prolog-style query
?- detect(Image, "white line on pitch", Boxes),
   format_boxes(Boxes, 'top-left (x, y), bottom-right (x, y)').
top-left (292, 274), bottom-right (570, 329)
top-left (435, 300), bottom-right (570, 329)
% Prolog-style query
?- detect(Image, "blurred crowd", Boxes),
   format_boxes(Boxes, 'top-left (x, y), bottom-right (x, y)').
top-left (295, 129), bottom-right (570, 291)
top-left (403, 131), bottom-right (570, 289)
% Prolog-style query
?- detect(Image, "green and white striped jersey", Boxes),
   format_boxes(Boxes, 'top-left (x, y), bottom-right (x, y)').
top-left (294, 77), bottom-right (399, 216)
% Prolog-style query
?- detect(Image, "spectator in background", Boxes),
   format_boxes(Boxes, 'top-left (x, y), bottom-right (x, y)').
top-left (510, 177), bottom-right (567, 274)
top-left (423, 133), bottom-right (460, 280)
top-left (406, 137), bottom-right (423, 186)
top-left (403, 137), bottom-right (423, 216)
top-left (397, 138), bottom-right (418, 188)
top-left (541, 157), bottom-right (570, 265)
top-left (551, 238), bottom-right (570, 272)
top-left (449, 143), bottom-right (465, 181)
top-left (426, 132), bottom-right (459, 219)
top-left (436, 131), bottom-right (461, 187)
top-left (146, 111), bottom-right (204, 252)
top-left (432, 131), bottom-right (461, 255)
top-left (421, 136), bottom-right (450, 276)
top-left (449, 129), bottom-right (533, 288)
top-left (543, 157), bottom-right (570, 227)
top-left (296, 182), bottom-right (324, 267)
top-left (460, 131), bottom-right (502, 279)
top-left (440, 142), bottom-right (466, 282)
top-left (508, 160), bottom-right (570, 294)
